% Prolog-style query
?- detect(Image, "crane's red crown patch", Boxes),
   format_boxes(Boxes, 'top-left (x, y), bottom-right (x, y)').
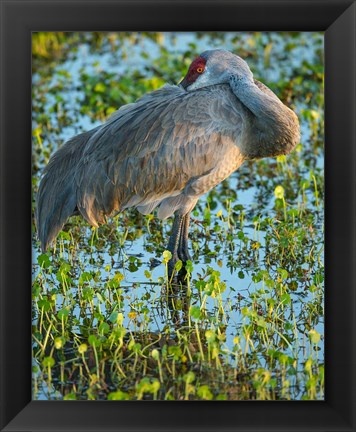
top-left (185, 56), bottom-right (207, 84)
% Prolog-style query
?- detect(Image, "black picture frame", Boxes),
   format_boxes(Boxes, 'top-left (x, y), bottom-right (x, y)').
top-left (1, 0), bottom-right (355, 431)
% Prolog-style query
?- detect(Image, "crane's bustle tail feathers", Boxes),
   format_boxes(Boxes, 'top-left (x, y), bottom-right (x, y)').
top-left (36, 130), bottom-right (96, 252)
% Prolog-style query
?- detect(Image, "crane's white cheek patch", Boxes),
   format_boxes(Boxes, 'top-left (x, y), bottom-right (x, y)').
top-left (187, 70), bottom-right (212, 91)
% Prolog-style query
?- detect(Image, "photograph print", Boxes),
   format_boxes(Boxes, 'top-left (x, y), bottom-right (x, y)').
top-left (32, 31), bottom-right (324, 401)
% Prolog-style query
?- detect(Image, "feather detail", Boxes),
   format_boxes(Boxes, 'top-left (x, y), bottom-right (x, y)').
top-left (37, 83), bottom-right (247, 249)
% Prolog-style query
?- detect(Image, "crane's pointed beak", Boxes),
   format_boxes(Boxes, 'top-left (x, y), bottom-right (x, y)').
top-left (178, 76), bottom-right (189, 90)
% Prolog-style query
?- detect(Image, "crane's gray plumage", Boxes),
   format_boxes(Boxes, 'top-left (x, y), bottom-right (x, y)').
top-left (36, 49), bottom-right (300, 263)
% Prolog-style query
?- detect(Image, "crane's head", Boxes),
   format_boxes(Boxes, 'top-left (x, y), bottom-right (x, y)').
top-left (179, 49), bottom-right (254, 91)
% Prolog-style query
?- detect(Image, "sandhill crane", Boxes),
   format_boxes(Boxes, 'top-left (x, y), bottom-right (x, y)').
top-left (36, 49), bottom-right (300, 272)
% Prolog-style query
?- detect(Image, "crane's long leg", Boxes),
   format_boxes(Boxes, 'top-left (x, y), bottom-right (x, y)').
top-left (167, 213), bottom-right (184, 273)
top-left (177, 212), bottom-right (192, 262)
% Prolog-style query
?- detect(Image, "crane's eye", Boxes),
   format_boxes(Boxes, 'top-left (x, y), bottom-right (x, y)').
top-left (197, 67), bottom-right (204, 73)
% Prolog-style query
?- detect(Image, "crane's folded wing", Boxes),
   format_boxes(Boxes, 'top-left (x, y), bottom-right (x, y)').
top-left (72, 84), bottom-right (245, 226)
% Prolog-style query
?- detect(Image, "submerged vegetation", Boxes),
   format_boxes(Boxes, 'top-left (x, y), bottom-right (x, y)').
top-left (32, 32), bottom-right (324, 400)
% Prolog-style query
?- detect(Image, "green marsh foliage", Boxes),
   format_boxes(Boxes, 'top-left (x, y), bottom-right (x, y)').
top-left (32, 32), bottom-right (324, 400)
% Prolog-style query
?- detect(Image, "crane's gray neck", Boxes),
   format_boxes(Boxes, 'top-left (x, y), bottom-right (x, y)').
top-left (229, 75), bottom-right (300, 159)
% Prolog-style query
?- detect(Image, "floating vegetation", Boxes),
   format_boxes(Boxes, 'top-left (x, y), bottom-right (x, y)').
top-left (32, 31), bottom-right (324, 400)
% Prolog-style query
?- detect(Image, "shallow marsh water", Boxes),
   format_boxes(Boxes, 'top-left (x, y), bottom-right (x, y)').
top-left (32, 32), bottom-right (324, 400)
